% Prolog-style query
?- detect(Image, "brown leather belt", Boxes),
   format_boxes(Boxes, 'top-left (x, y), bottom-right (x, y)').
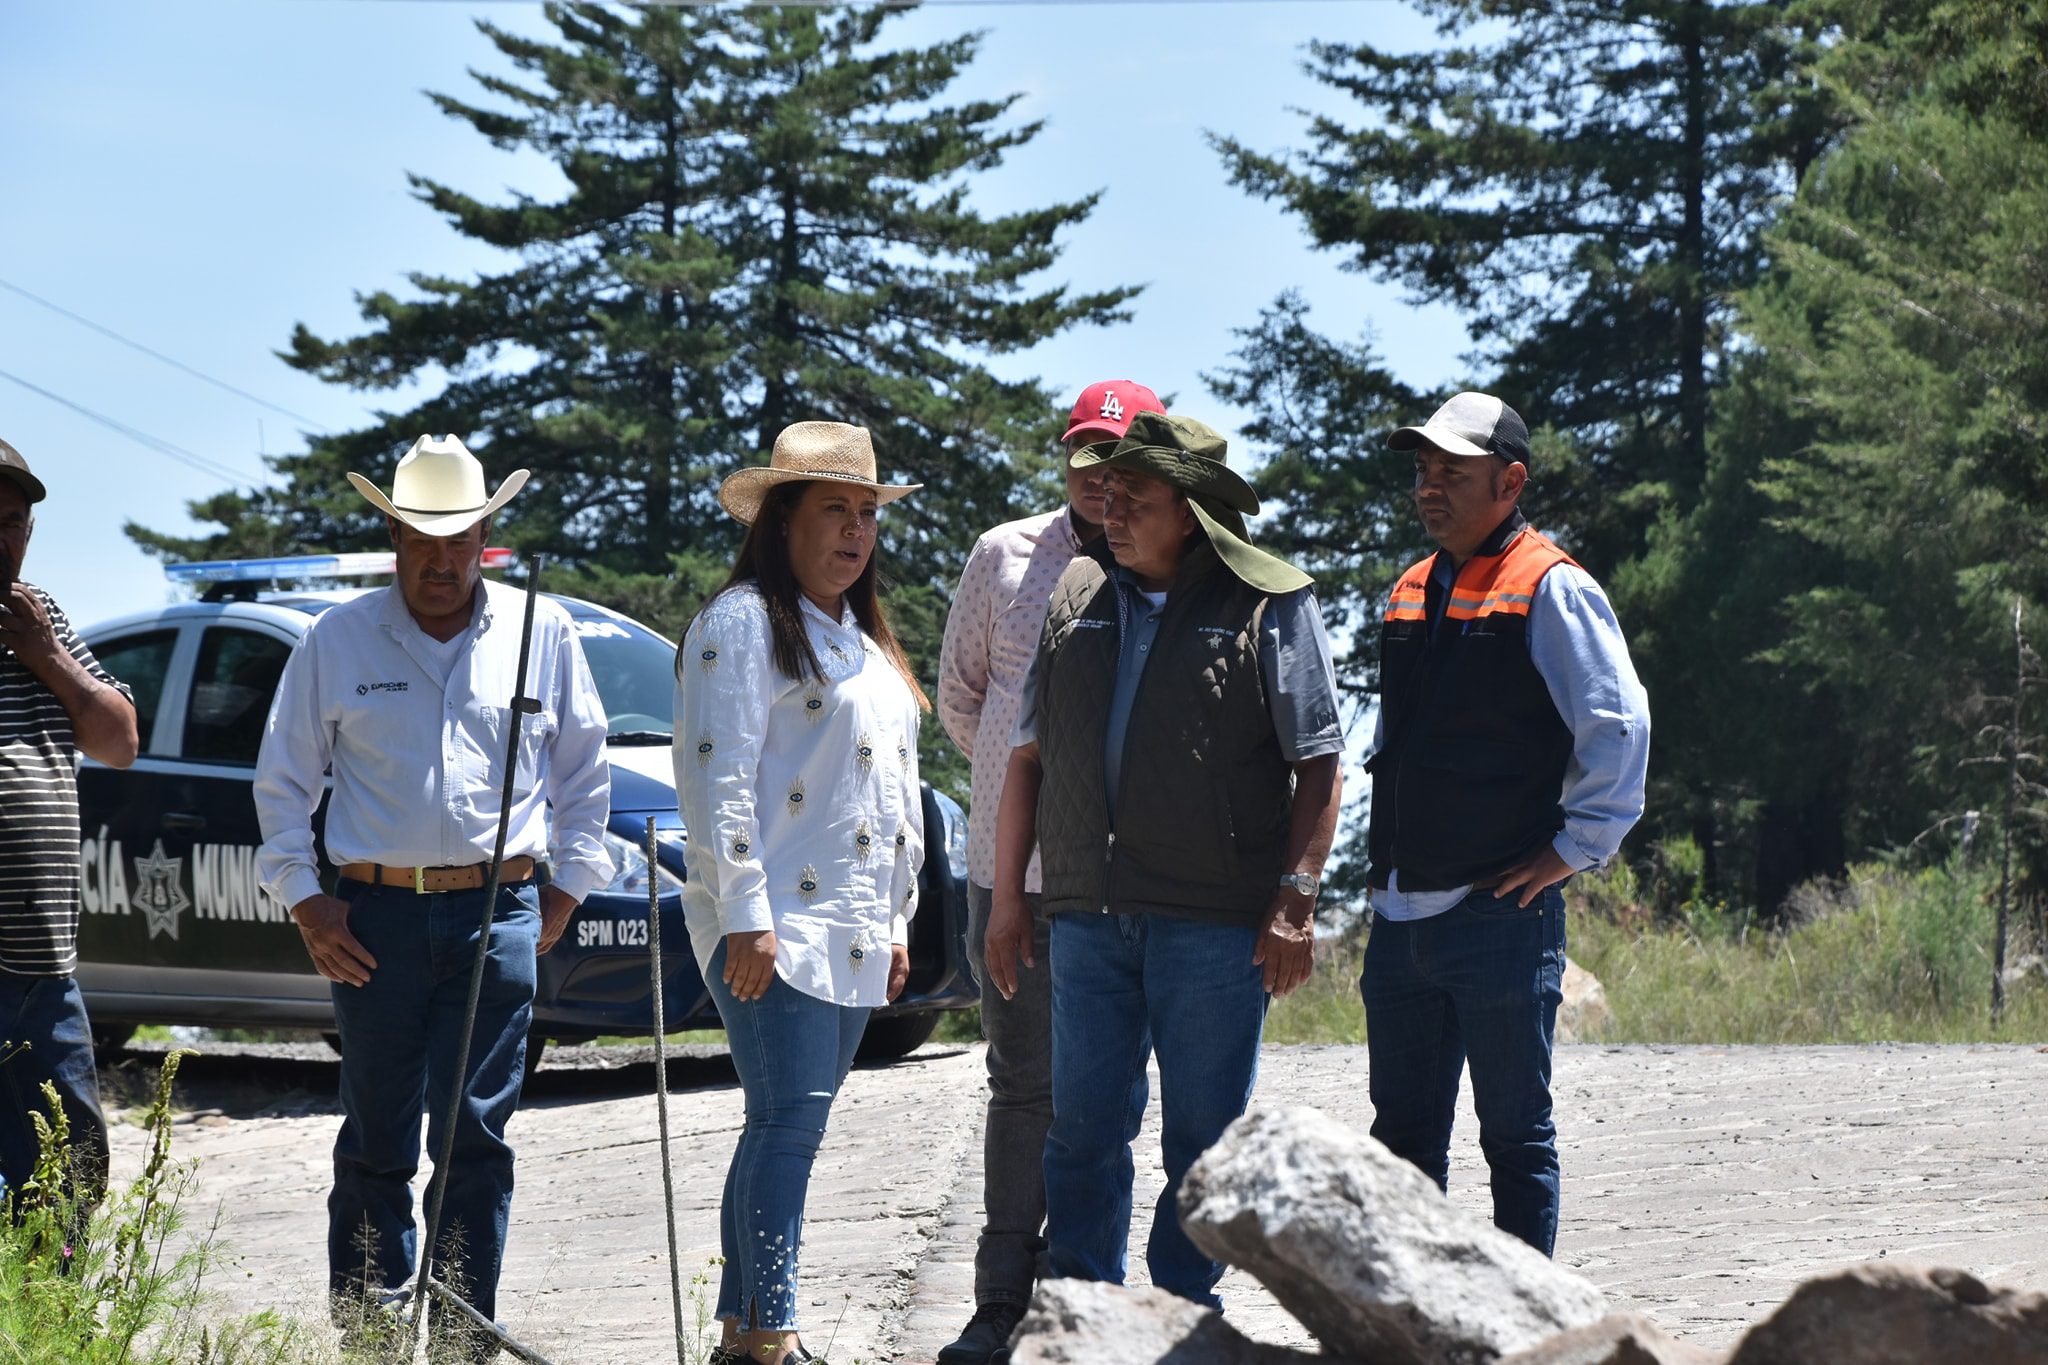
top-left (338, 857), bottom-right (538, 894)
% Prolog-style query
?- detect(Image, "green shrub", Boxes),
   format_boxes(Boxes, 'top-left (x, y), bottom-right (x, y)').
top-left (1569, 859), bottom-right (2048, 1043)
top-left (0, 1050), bottom-right (318, 1365)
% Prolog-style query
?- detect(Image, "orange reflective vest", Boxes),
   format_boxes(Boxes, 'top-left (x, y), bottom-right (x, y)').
top-left (1367, 510), bottom-right (1578, 892)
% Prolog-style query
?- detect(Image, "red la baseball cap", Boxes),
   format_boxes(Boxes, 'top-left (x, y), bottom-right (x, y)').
top-left (1062, 379), bottom-right (1166, 444)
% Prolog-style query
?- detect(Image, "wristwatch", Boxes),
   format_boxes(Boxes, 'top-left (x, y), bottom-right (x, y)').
top-left (1278, 872), bottom-right (1319, 898)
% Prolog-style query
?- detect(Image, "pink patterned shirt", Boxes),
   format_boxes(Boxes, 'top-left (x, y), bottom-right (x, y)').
top-left (937, 505), bottom-right (1089, 891)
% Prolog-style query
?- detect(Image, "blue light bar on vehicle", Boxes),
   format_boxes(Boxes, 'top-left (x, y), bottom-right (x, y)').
top-left (165, 547), bottom-right (516, 584)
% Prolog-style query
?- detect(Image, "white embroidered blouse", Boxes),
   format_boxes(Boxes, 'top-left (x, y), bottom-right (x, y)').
top-left (672, 584), bottom-right (924, 1008)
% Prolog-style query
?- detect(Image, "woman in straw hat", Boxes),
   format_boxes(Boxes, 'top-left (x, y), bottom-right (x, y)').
top-left (673, 421), bottom-right (929, 1365)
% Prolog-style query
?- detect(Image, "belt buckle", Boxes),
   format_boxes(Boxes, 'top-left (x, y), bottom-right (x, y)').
top-left (414, 865), bottom-right (428, 895)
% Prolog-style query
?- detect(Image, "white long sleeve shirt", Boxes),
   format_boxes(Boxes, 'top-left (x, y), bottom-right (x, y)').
top-left (255, 580), bottom-right (616, 912)
top-left (673, 585), bottom-right (924, 1008)
top-left (936, 505), bottom-right (1086, 892)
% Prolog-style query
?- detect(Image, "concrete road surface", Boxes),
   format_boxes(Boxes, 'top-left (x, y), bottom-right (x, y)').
top-left (106, 1042), bottom-right (2048, 1362)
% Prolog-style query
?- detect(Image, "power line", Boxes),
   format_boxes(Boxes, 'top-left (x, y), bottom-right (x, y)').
top-left (0, 277), bottom-right (322, 427)
top-left (0, 366), bottom-right (263, 488)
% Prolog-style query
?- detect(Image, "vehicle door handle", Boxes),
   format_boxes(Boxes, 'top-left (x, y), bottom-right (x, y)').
top-left (163, 812), bottom-right (207, 832)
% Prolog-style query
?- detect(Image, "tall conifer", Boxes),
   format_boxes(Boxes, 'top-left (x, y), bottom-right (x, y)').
top-left (131, 3), bottom-right (1130, 612)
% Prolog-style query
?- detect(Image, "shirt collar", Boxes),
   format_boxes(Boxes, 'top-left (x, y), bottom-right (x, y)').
top-left (376, 579), bottom-right (491, 639)
top-left (1023, 503), bottom-right (1087, 554)
top-left (800, 594), bottom-right (858, 633)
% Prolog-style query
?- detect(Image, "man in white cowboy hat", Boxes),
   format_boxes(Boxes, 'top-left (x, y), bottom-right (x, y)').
top-left (983, 411), bottom-right (1344, 1310)
top-left (254, 434), bottom-right (614, 1352)
top-left (934, 379), bottom-right (1164, 1363)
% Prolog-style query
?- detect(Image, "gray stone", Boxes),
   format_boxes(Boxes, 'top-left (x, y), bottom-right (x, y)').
top-left (1007, 1278), bottom-right (1360, 1365)
top-left (1501, 1313), bottom-right (1721, 1365)
top-left (1178, 1106), bottom-right (1609, 1365)
top-left (1727, 1263), bottom-right (2048, 1365)
top-left (1556, 957), bottom-right (1612, 1044)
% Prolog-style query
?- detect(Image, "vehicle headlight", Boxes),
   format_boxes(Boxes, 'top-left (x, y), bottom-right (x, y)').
top-left (600, 830), bottom-right (686, 897)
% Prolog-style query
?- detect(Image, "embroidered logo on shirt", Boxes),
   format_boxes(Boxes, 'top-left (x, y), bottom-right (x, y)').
top-left (797, 865), bottom-right (821, 903)
top-left (731, 832), bottom-right (752, 859)
top-left (897, 739), bottom-right (910, 773)
top-left (854, 819), bottom-right (875, 866)
top-left (855, 733), bottom-right (875, 774)
top-left (698, 643), bottom-right (720, 673)
top-left (803, 684), bottom-right (825, 722)
top-left (355, 681), bottom-right (410, 697)
top-left (893, 824), bottom-right (907, 849)
top-left (786, 777), bottom-right (806, 816)
top-left (695, 731), bottom-right (715, 767)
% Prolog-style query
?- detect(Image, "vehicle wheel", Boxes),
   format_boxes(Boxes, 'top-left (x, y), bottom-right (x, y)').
top-left (90, 1023), bottom-right (135, 1060)
top-left (854, 1010), bottom-right (940, 1062)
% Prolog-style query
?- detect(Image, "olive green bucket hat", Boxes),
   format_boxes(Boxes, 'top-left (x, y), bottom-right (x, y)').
top-left (1071, 410), bottom-right (1312, 594)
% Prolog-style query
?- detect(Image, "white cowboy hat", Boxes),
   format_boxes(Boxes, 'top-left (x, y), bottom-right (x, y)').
top-left (346, 435), bottom-right (529, 537)
top-left (718, 421), bottom-right (921, 526)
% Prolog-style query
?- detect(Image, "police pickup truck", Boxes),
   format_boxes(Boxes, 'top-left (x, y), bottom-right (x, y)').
top-left (74, 552), bottom-right (977, 1068)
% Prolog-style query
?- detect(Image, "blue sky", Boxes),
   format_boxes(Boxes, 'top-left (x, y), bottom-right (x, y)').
top-left (2, 0), bottom-right (1472, 632)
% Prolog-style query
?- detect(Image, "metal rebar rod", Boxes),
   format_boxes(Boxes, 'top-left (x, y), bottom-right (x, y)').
top-left (647, 816), bottom-right (690, 1365)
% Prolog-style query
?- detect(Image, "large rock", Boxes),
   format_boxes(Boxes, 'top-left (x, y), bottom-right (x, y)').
top-left (1007, 1278), bottom-right (1361, 1365)
top-left (1556, 958), bottom-right (1612, 1044)
top-left (1501, 1313), bottom-right (1720, 1365)
top-left (1179, 1106), bottom-right (1609, 1364)
top-left (1727, 1264), bottom-right (2048, 1365)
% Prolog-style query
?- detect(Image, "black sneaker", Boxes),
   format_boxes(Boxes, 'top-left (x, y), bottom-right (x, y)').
top-left (936, 1302), bottom-right (1025, 1365)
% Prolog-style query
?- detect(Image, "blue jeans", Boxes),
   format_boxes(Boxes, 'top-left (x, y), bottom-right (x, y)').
top-left (1360, 885), bottom-right (1567, 1255)
top-left (705, 941), bottom-right (870, 1332)
top-left (1044, 912), bottom-right (1267, 1307)
top-left (328, 880), bottom-right (539, 1323)
top-left (0, 971), bottom-right (107, 1204)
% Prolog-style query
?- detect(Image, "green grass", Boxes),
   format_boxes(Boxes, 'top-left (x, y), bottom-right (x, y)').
top-left (1569, 860), bottom-right (2048, 1044)
top-left (1265, 857), bottom-right (2048, 1046)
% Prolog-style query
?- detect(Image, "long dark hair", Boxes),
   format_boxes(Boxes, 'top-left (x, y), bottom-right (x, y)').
top-left (683, 480), bottom-right (931, 710)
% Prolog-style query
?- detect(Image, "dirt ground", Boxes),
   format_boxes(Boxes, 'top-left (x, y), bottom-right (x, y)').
top-left (102, 1041), bottom-right (2048, 1363)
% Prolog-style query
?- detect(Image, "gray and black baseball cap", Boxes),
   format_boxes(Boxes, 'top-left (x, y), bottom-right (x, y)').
top-left (1387, 392), bottom-right (1532, 469)
top-left (0, 438), bottom-right (46, 503)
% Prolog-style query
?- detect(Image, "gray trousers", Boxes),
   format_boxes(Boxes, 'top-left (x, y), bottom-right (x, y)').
top-left (964, 881), bottom-right (1055, 1307)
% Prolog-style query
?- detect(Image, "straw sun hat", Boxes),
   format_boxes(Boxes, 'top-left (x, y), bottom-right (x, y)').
top-left (717, 421), bottom-right (921, 526)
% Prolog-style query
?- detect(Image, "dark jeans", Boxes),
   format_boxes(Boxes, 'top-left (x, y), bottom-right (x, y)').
top-left (0, 970), bottom-right (107, 1205)
top-left (704, 939), bottom-right (870, 1332)
top-left (963, 882), bottom-right (1055, 1308)
top-left (1360, 885), bottom-right (1567, 1255)
top-left (1044, 911), bottom-right (1265, 1308)
top-left (328, 879), bottom-right (539, 1324)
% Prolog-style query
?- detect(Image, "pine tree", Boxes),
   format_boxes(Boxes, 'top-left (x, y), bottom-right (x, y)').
top-left (1212, 0), bottom-right (1839, 574)
top-left (129, 3), bottom-right (1130, 616)
top-left (1611, 0), bottom-right (2048, 911)
top-left (1730, 0), bottom-right (2048, 889)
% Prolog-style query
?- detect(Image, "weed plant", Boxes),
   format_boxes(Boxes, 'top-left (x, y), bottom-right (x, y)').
top-left (0, 1049), bottom-right (314, 1365)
